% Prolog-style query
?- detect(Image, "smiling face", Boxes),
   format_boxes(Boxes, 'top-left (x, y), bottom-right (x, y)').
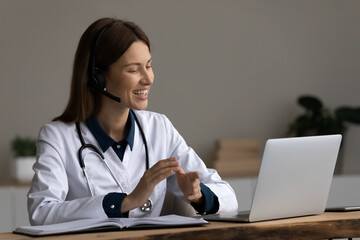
top-left (104, 41), bottom-right (154, 111)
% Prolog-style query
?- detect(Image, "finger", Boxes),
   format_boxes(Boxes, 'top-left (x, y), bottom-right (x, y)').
top-left (183, 171), bottom-right (199, 182)
top-left (190, 180), bottom-right (201, 194)
top-left (175, 166), bottom-right (185, 177)
top-left (180, 180), bottom-right (200, 197)
top-left (156, 158), bottom-right (178, 168)
top-left (189, 171), bottom-right (200, 180)
top-left (191, 179), bottom-right (200, 190)
top-left (152, 164), bottom-right (179, 178)
top-left (148, 158), bottom-right (179, 174)
top-left (176, 166), bottom-right (185, 174)
top-left (145, 165), bottom-right (179, 185)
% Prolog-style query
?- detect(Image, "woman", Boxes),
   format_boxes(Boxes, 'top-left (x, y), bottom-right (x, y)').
top-left (28, 17), bottom-right (238, 225)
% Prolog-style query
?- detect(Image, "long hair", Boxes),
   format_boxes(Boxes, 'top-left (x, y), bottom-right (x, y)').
top-left (53, 18), bottom-right (150, 122)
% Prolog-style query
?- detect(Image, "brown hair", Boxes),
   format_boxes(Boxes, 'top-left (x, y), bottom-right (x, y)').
top-left (53, 18), bottom-right (150, 122)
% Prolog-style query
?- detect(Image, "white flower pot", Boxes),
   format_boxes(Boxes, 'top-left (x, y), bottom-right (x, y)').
top-left (14, 156), bottom-right (36, 182)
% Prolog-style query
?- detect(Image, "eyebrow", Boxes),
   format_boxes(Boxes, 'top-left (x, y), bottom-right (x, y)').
top-left (124, 58), bottom-right (152, 67)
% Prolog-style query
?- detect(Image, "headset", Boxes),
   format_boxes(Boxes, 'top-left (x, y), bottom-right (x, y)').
top-left (87, 22), bottom-right (121, 102)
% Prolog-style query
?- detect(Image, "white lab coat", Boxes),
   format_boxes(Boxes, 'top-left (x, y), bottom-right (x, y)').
top-left (28, 110), bottom-right (238, 225)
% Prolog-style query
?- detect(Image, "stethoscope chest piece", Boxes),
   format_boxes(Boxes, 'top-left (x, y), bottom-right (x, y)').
top-left (141, 199), bottom-right (153, 212)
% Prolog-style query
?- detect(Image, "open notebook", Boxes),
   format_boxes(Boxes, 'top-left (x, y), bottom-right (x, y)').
top-left (14, 215), bottom-right (207, 237)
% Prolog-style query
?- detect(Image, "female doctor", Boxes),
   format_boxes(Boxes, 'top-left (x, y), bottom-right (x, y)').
top-left (28, 17), bottom-right (238, 225)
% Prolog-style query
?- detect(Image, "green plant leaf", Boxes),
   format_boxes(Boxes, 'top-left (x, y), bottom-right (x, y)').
top-left (318, 117), bottom-right (344, 135)
top-left (11, 136), bottom-right (36, 157)
top-left (336, 107), bottom-right (360, 124)
top-left (298, 95), bottom-right (323, 112)
top-left (288, 115), bottom-right (319, 136)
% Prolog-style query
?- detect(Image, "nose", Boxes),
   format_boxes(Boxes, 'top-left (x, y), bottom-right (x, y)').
top-left (141, 67), bottom-right (154, 85)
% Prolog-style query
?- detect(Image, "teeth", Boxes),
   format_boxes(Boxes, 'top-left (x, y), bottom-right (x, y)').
top-left (133, 89), bottom-right (148, 96)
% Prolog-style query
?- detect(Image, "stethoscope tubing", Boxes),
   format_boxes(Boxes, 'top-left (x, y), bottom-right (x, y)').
top-left (75, 109), bottom-right (150, 202)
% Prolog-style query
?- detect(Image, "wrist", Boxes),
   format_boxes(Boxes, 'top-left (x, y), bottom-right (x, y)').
top-left (191, 193), bottom-right (204, 205)
top-left (122, 195), bottom-right (137, 213)
top-left (122, 194), bottom-right (146, 212)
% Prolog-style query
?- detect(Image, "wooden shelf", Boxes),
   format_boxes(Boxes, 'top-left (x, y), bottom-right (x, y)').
top-left (212, 138), bottom-right (264, 178)
top-left (0, 181), bottom-right (31, 187)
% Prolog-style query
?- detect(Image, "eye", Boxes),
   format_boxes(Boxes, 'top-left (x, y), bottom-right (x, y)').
top-left (146, 65), bottom-right (152, 69)
top-left (128, 68), bottom-right (139, 73)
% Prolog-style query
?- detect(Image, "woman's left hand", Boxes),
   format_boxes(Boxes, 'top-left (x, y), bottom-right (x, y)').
top-left (176, 167), bottom-right (204, 204)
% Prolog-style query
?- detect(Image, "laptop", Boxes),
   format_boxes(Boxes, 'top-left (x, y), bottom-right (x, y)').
top-left (204, 134), bottom-right (342, 222)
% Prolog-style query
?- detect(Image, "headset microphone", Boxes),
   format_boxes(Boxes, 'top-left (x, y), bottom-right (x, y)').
top-left (88, 22), bottom-right (122, 103)
top-left (102, 88), bottom-right (121, 102)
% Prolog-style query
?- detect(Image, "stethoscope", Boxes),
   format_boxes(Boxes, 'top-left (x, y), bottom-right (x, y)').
top-left (75, 109), bottom-right (152, 212)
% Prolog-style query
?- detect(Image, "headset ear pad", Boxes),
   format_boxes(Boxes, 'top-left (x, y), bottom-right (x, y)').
top-left (90, 68), bottom-right (107, 92)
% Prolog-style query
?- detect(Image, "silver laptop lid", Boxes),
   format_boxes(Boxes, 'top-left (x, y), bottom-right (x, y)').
top-left (249, 134), bottom-right (342, 222)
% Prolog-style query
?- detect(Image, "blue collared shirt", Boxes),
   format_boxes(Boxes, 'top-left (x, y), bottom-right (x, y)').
top-left (85, 111), bottom-right (135, 161)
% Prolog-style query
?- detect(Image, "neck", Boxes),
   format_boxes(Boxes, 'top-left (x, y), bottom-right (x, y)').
top-left (96, 107), bottom-right (130, 142)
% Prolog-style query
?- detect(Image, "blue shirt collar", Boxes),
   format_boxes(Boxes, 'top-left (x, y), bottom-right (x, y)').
top-left (85, 110), bottom-right (135, 152)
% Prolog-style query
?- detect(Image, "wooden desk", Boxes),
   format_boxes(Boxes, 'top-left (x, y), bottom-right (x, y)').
top-left (1, 211), bottom-right (360, 240)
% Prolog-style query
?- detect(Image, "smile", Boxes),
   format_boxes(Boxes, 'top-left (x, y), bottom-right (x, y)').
top-left (133, 89), bottom-right (148, 96)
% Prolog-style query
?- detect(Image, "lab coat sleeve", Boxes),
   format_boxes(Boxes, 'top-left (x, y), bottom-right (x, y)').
top-left (28, 123), bottom-right (108, 225)
top-left (161, 115), bottom-right (238, 214)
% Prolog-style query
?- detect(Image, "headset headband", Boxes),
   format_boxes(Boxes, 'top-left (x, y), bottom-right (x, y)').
top-left (87, 22), bottom-right (114, 83)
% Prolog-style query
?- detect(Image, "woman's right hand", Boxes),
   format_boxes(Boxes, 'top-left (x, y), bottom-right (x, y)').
top-left (121, 157), bottom-right (180, 213)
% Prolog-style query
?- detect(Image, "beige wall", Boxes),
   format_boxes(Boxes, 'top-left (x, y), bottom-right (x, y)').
top-left (1, 0), bottom-right (360, 181)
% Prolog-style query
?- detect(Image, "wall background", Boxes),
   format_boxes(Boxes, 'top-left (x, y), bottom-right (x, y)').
top-left (1, 0), bottom-right (360, 181)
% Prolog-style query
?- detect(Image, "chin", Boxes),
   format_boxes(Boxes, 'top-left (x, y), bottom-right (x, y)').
top-left (131, 104), bottom-right (148, 111)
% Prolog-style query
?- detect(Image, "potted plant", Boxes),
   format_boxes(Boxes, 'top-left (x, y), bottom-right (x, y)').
top-left (11, 136), bottom-right (37, 182)
top-left (287, 95), bottom-right (360, 173)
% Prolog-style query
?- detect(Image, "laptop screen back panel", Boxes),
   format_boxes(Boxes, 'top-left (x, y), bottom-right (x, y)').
top-left (249, 135), bottom-right (342, 222)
